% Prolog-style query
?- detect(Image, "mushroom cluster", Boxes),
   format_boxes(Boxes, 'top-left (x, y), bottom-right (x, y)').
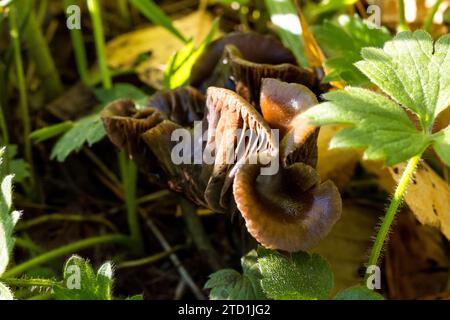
top-left (101, 32), bottom-right (342, 252)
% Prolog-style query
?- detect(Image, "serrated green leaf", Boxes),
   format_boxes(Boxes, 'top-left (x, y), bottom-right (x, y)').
top-left (258, 248), bottom-right (332, 300)
top-left (50, 84), bottom-right (148, 162)
top-left (304, 87), bottom-right (430, 165)
top-left (334, 286), bottom-right (384, 300)
top-left (0, 172), bottom-right (21, 276)
top-left (53, 255), bottom-right (113, 300)
top-left (433, 125), bottom-right (450, 166)
top-left (96, 261), bottom-right (113, 300)
top-left (205, 250), bottom-right (266, 300)
top-left (0, 282), bottom-right (13, 300)
top-left (126, 294), bottom-right (144, 300)
top-left (0, 145), bottom-right (31, 183)
top-left (304, 31), bottom-right (450, 167)
top-left (312, 15), bottom-right (391, 85)
top-left (264, 0), bottom-right (307, 67)
top-left (355, 31), bottom-right (450, 128)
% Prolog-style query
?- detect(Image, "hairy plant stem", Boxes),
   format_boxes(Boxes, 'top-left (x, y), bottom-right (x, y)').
top-left (63, 0), bottom-right (89, 85)
top-left (9, 4), bottom-right (35, 188)
top-left (423, 0), bottom-right (443, 32)
top-left (3, 234), bottom-right (130, 278)
top-left (0, 277), bottom-right (57, 288)
top-left (366, 154), bottom-right (422, 271)
top-left (16, 0), bottom-right (63, 99)
top-left (0, 101), bottom-right (9, 145)
top-left (397, 0), bottom-right (409, 31)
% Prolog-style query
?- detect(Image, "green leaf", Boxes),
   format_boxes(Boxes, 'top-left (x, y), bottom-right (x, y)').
top-left (0, 149), bottom-right (21, 276)
top-left (50, 84), bottom-right (148, 162)
top-left (128, 0), bottom-right (187, 43)
top-left (304, 87), bottom-right (431, 165)
top-left (164, 18), bottom-right (219, 89)
top-left (53, 255), bottom-right (113, 300)
top-left (355, 31), bottom-right (450, 128)
top-left (258, 248), bottom-right (332, 300)
top-left (433, 125), bottom-right (450, 166)
top-left (264, 0), bottom-right (308, 67)
top-left (304, 31), bottom-right (450, 167)
top-left (205, 250), bottom-right (266, 300)
top-left (0, 145), bottom-right (30, 183)
top-left (0, 282), bottom-right (13, 300)
top-left (312, 15), bottom-right (391, 85)
top-left (334, 286), bottom-right (384, 300)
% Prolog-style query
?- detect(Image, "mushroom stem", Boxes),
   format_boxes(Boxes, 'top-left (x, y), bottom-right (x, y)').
top-left (365, 154), bottom-right (422, 275)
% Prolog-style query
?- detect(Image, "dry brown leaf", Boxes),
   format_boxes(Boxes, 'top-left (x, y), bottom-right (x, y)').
top-left (373, 0), bottom-right (449, 35)
top-left (385, 209), bottom-right (450, 299)
top-left (105, 12), bottom-right (219, 88)
top-left (312, 201), bottom-right (381, 295)
top-left (316, 125), bottom-right (360, 191)
top-left (362, 160), bottom-right (450, 241)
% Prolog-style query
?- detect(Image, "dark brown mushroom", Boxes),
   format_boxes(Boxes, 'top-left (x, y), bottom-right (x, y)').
top-left (190, 32), bottom-right (320, 106)
top-left (233, 163), bottom-right (341, 252)
top-left (203, 87), bottom-right (276, 212)
top-left (225, 45), bottom-right (317, 106)
top-left (101, 77), bottom-right (341, 253)
top-left (147, 86), bottom-right (205, 127)
top-left (190, 32), bottom-right (297, 89)
top-left (260, 78), bottom-right (319, 167)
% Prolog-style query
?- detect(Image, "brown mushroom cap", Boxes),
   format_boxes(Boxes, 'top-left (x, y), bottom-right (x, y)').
top-left (142, 120), bottom-right (212, 208)
top-left (233, 163), bottom-right (342, 252)
top-left (226, 46), bottom-right (317, 106)
top-left (204, 87), bottom-right (276, 212)
top-left (147, 86), bottom-right (205, 126)
top-left (190, 32), bottom-right (298, 90)
top-left (100, 99), bottom-right (165, 160)
top-left (259, 78), bottom-right (320, 167)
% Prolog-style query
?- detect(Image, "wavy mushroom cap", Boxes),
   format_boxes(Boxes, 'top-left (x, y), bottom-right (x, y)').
top-left (147, 86), bottom-right (205, 126)
top-left (225, 45), bottom-right (317, 106)
top-left (100, 99), bottom-right (165, 159)
top-left (190, 32), bottom-right (298, 90)
top-left (233, 163), bottom-right (342, 252)
top-left (204, 87), bottom-right (276, 212)
top-left (259, 78), bottom-right (320, 167)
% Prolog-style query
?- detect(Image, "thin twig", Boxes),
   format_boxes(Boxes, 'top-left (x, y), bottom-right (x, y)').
top-left (140, 209), bottom-right (205, 300)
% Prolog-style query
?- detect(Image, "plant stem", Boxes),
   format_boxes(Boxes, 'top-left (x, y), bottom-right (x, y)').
top-left (118, 151), bottom-right (143, 252)
top-left (423, 0), bottom-right (443, 32)
top-left (117, 245), bottom-right (185, 269)
top-left (63, 0), bottom-right (90, 85)
top-left (0, 100), bottom-right (9, 145)
top-left (117, 0), bottom-right (132, 27)
top-left (87, 0), bottom-right (112, 90)
top-left (3, 234), bottom-right (129, 278)
top-left (0, 277), bottom-right (57, 288)
top-left (9, 3), bottom-right (35, 188)
top-left (397, 0), bottom-right (409, 31)
top-left (366, 154), bottom-right (422, 270)
top-left (15, 213), bottom-right (117, 232)
top-left (16, 0), bottom-right (64, 99)
top-left (87, 0), bottom-right (142, 252)
top-left (179, 197), bottom-right (222, 270)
